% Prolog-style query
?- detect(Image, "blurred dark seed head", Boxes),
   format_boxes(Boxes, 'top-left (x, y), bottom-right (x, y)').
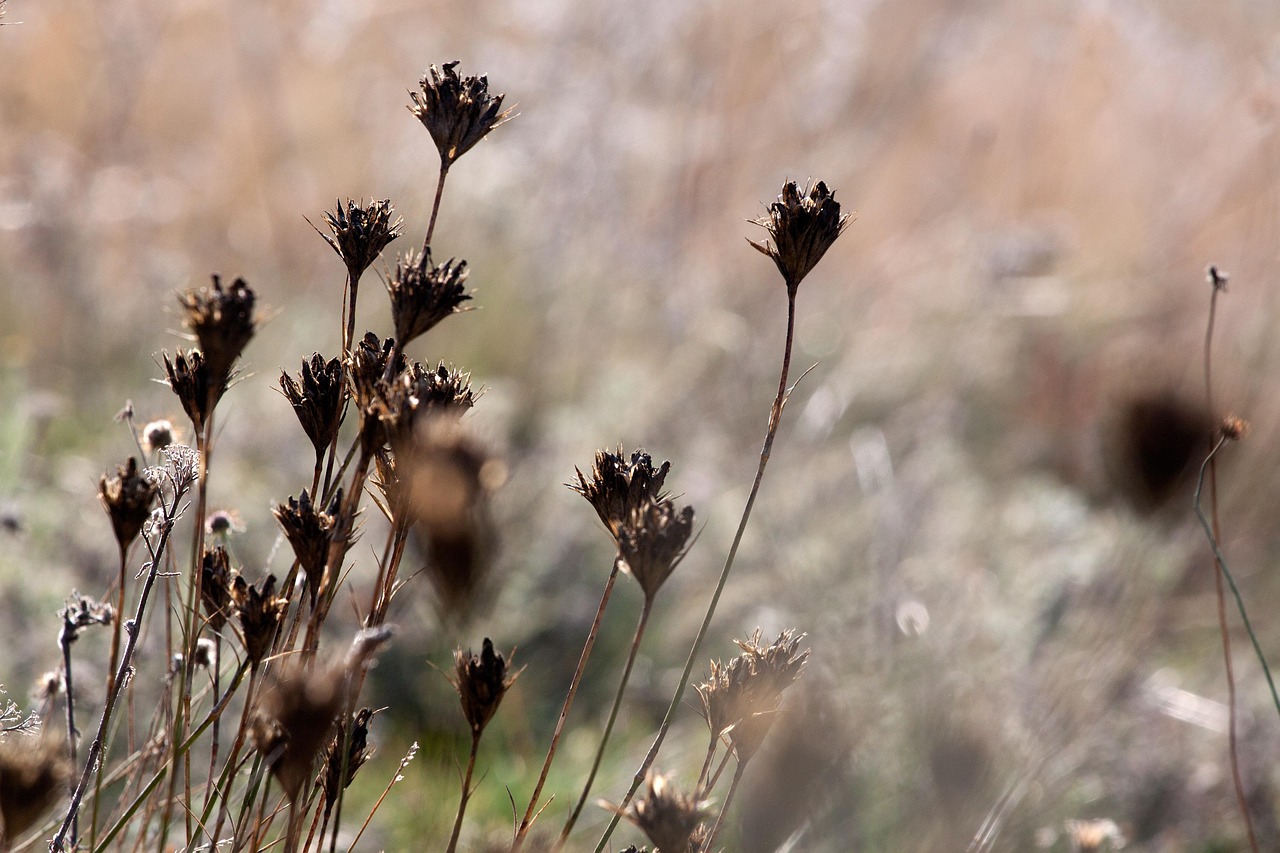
top-left (98, 456), bottom-right (159, 551)
top-left (233, 573), bottom-right (287, 669)
top-left (192, 637), bottom-right (216, 669)
top-left (748, 179), bottom-right (852, 292)
top-left (1105, 390), bottom-right (1213, 511)
top-left (58, 591), bottom-right (114, 646)
top-left (280, 353), bottom-right (347, 456)
top-left (318, 707), bottom-right (374, 819)
top-left (616, 499), bottom-right (695, 604)
top-left (316, 198), bottom-right (403, 282)
top-left (162, 348), bottom-right (224, 434)
top-left (357, 361), bottom-right (475, 454)
top-left (409, 61), bottom-right (515, 168)
top-left (251, 661), bottom-right (343, 803)
top-left (0, 733), bottom-right (70, 847)
top-left (348, 332), bottom-right (405, 411)
top-left (453, 638), bottom-right (517, 736)
top-left (607, 771), bottom-right (710, 853)
top-left (200, 545), bottom-right (235, 633)
top-left (141, 418), bottom-right (176, 453)
top-left (205, 508), bottom-right (243, 539)
top-left (177, 274), bottom-right (257, 388)
top-left (33, 670), bottom-right (63, 703)
top-left (273, 489), bottom-right (347, 609)
top-left (387, 248), bottom-right (472, 346)
top-left (569, 446), bottom-right (672, 541)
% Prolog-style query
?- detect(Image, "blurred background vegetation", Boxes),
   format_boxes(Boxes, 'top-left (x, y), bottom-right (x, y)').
top-left (4, 0), bottom-right (1280, 850)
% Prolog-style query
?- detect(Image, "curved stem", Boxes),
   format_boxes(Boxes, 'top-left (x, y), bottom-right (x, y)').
top-left (594, 289), bottom-right (798, 853)
top-left (445, 733), bottom-right (482, 853)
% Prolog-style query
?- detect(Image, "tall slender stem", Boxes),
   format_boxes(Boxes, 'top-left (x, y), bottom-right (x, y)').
top-left (424, 162), bottom-right (450, 253)
top-left (706, 761), bottom-right (746, 850)
top-left (445, 733), bottom-right (482, 853)
top-left (594, 288), bottom-right (798, 853)
top-left (343, 272), bottom-right (359, 359)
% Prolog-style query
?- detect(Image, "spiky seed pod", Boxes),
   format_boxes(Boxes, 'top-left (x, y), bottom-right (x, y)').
top-left (98, 457), bottom-right (158, 552)
top-left (318, 707), bottom-right (373, 818)
top-left (317, 198), bottom-right (403, 282)
top-left (280, 354), bottom-right (346, 456)
top-left (234, 574), bottom-right (287, 669)
top-left (162, 348), bottom-right (223, 434)
top-left (608, 772), bottom-right (710, 853)
top-left (273, 489), bottom-right (346, 608)
top-left (177, 274), bottom-right (257, 389)
top-left (748, 179), bottom-right (851, 292)
top-left (360, 361), bottom-right (476, 454)
top-left (569, 447), bottom-right (671, 541)
top-left (409, 62), bottom-right (514, 166)
top-left (58, 591), bottom-right (114, 646)
top-left (348, 333), bottom-right (405, 408)
top-left (616, 500), bottom-right (694, 604)
top-left (388, 248), bottom-right (472, 346)
top-left (250, 662), bottom-right (343, 803)
top-left (0, 735), bottom-right (70, 848)
top-left (453, 638), bottom-right (516, 736)
top-left (200, 546), bottom-right (235, 633)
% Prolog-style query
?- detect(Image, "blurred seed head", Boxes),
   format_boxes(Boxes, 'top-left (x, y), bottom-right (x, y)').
top-left (748, 179), bottom-right (852, 291)
top-left (1104, 390), bottom-right (1213, 511)
top-left (33, 671), bottom-right (63, 704)
top-left (178, 274), bottom-right (257, 389)
top-left (1065, 818), bottom-right (1125, 852)
top-left (317, 198), bottom-right (403, 282)
top-left (605, 771), bottom-right (711, 853)
top-left (162, 348), bottom-right (223, 434)
top-left (273, 489), bottom-right (349, 609)
top-left (200, 545), bottom-right (235, 633)
top-left (0, 734), bottom-right (70, 848)
top-left (142, 419), bottom-right (177, 454)
top-left (570, 446), bottom-right (671, 541)
top-left (233, 573), bottom-right (287, 669)
top-left (387, 248), bottom-right (472, 346)
top-left (409, 62), bottom-right (514, 168)
top-left (98, 457), bottom-right (159, 552)
top-left (360, 361), bottom-right (476, 455)
top-left (192, 637), bottom-right (216, 669)
top-left (58, 591), bottom-right (114, 646)
top-left (251, 662), bottom-right (343, 803)
top-left (452, 638), bottom-right (517, 736)
top-left (616, 500), bottom-right (695, 604)
top-left (318, 707), bottom-right (374, 819)
top-left (1220, 413), bottom-right (1249, 441)
top-left (280, 354), bottom-right (347, 456)
top-left (205, 508), bottom-right (244, 539)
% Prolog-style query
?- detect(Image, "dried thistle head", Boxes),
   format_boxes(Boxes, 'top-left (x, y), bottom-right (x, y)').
top-left (250, 662), bottom-right (343, 803)
top-left (409, 62), bottom-right (514, 167)
top-left (280, 354), bottom-right (347, 456)
top-left (273, 489), bottom-right (348, 608)
top-left (388, 248), bottom-right (472, 346)
top-left (141, 418), bottom-right (177, 454)
top-left (318, 707), bottom-right (374, 819)
top-left (98, 457), bottom-right (159, 551)
top-left (616, 499), bottom-right (695, 604)
top-left (162, 348), bottom-right (223, 434)
top-left (607, 771), bottom-right (711, 853)
top-left (569, 447), bottom-right (672, 540)
top-left (316, 198), bottom-right (403, 282)
top-left (453, 638), bottom-right (517, 736)
top-left (177, 274), bottom-right (257, 388)
top-left (233, 573), bottom-right (287, 669)
top-left (58, 591), bottom-right (114, 646)
top-left (200, 546), bottom-right (236, 633)
top-left (0, 734), bottom-right (70, 847)
top-left (749, 179), bottom-right (851, 292)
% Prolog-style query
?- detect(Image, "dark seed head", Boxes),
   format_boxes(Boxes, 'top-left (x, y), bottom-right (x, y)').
top-left (162, 348), bottom-right (224, 434)
top-left (280, 354), bottom-right (347, 456)
top-left (409, 62), bottom-right (515, 167)
top-left (569, 447), bottom-right (671, 541)
top-left (452, 638), bottom-right (517, 736)
top-left (609, 772), bottom-right (710, 853)
top-left (98, 457), bottom-right (159, 551)
top-left (0, 734), bottom-right (70, 847)
top-left (250, 662), bottom-right (343, 802)
top-left (616, 500), bottom-right (695, 604)
top-left (387, 248), bottom-right (472, 346)
top-left (316, 198), bottom-right (403, 282)
top-left (177, 274), bottom-right (257, 389)
top-left (748, 179), bottom-right (852, 292)
top-left (234, 573), bottom-right (288, 669)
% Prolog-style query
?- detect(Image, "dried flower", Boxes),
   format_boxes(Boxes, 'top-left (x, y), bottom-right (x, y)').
top-left (141, 419), bottom-right (176, 453)
top-left (616, 500), bottom-right (695, 604)
top-left (318, 707), bottom-right (374, 819)
top-left (316, 198), bottom-right (403, 282)
top-left (569, 447), bottom-right (671, 541)
top-left (234, 574), bottom-right (287, 669)
top-left (387, 248), bottom-right (472, 346)
top-left (409, 62), bottom-right (514, 166)
top-left (360, 361), bottom-right (476, 453)
top-left (162, 348), bottom-right (224, 434)
top-left (205, 508), bottom-right (244, 538)
top-left (749, 179), bottom-right (851, 291)
top-left (453, 638), bottom-right (517, 736)
top-left (98, 457), bottom-right (159, 552)
top-left (178, 274), bottom-right (257, 388)
top-left (192, 637), bottom-right (216, 669)
top-left (1220, 414), bottom-right (1250, 441)
top-left (250, 662), bottom-right (343, 802)
top-left (0, 734), bottom-right (70, 848)
top-left (58, 591), bottom-right (114, 646)
top-left (606, 772), bottom-right (710, 853)
top-left (200, 546), bottom-right (236, 633)
top-left (273, 489), bottom-right (349, 608)
top-left (280, 354), bottom-right (347, 456)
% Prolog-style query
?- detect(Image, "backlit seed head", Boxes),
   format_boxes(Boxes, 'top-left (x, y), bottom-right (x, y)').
top-left (0, 734), bottom-right (70, 847)
top-left (162, 348), bottom-right (224, 434)
top-left (280, 354), bottom-right (347, 455)
top-left (192, 637), bottom-right (216, 669)
top-left (360, 361), bottom-right (476, 453)
top-left (205, 508), bottom-right (244, 538)
top-left (200, 545), bottom-right (236, 633)
top-left (748, 179), bottom-right (851, 292)
top-left (569, 447), bottom-right (671, 541)
top-left (606, 771), bottom-right (711, 853)
top-left (387, 248), bottom-right (472, 346)
top-left (98, 457), bottom-right (159, 551)
top-left (273, 489), bottom-right (347, 608)
top-left (233, 573), bottom-right (288, 669)
top-left (317, 198), bottom-right (403, 282)
top-left (1220, 413), bottom-right (1250, 441)
top-left (178, 274), bottom-right (257, 388)
top-left (409, 62), bottom-right (515, 167)
top-left (318, 707), bottom-right (374, 819)
top-left (616, 500), bottom-right (695, 603)
top-left (250, 662), bottom-right (343, 802)
top-left (452, 638), bottom-right (517, 735)
top-left (142, 419), bottom-right (176, 453)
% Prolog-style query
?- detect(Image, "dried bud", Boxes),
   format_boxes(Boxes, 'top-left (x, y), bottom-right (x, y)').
top-left (273, 489), bottom-right (348, 608)
top-left (234, 574), bottom-right (287, 669)
top-left (453, 638), bottom-right (516, 736)
top-left (616, 500), bottom-right (695, 604)
top-left (178, 274), bottom-right (257, 388)
top-left (387, 248), bottom-right (472, 346)
top-left (98, 457), bottom-right (158, 551)
top-left (162, 348), bottom-right (224, 434)
top-left (606, 772), bottom-right (710, 853)
top-left (318, 707), bottom-right (374, 819)
top-left (0, 734), bottom-right (70, 847)
top-left (316, 198), bottom-right (403, 282)
top-left (409, 62), bottom-right (514, 167)
top-left (250, 662), bottom-right (343, 802)
top-left (280, 354), bottom-right (347, 456)
top-left (748, 179), bottom-right (851, 291)
top-left (200, 546), bottom-right (235, 633)
top-left (569, 447), bottom-right (671, 541)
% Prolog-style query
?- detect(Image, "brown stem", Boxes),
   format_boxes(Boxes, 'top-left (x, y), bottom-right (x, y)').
top-left (445, 732), bottom-right (482, 853)
top-left (343, 272), bottom-right (359, 360)
top-left (423, 162), bottom-right (450, 253)
top-left (706, 760), bottom-right (746, 851)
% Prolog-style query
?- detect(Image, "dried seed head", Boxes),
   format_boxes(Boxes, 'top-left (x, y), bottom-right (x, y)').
top-left (273, 489), bottom-right (348, 608)
top-left (318, 707), bottom-right (374, 819)
top-left (748, 179), bottom-right (851, 291)
top-left (570, 447), bottom-right (672, 541)
top-left (178, 274), bottom-right (257, 388)
top-left (200, 546), bottom-right (236, 633)
top-left (360, 361), bottom-right (476, 453)
top-left (452, 638), bottom-right (517, 735)
top-left (162, 348), bottom-right (224, 434)
top-left (1065, 818), bottom-right (1125, 852)
top-left (616, 500), bottom-right (695, 604)
top-left (142, 419), bottom-right (177, 453)
top-left (317, 198), bottom-right (403, 282)
top-left (98, 457), bottom-right (159, 551)
top-left (250, 662), bottom-right (343, 802)
top-left (205, 508), bottom-right (244, 538)
top-left (33, 671), bottom-right (63, 703)
top-left (233, 573), bottom-right (288, 669)
top-left (348, 333), bottom-right (406, 410)
top-left (387, 248), bottom-right (472, 346)
top-left (192, 637), bottom-right (216, 669)
top-left (58, 591), bottom-right (114, 646)
top-left (1220, 413), bottom-right (1250, 441)
top-left (607, 772), bottom-right (711, 853)
top-left (280, 354), bottom-right (347, 455)
top-left (0, 734), bottom-right (70, 847)
top-left (409, 62), bottom-right (514, 167)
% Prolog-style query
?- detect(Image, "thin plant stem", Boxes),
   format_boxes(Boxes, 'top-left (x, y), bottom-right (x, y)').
top-left (558, 599), bottom-right (652, 845)
top-left (706, 760), bottom-right (746, 851)
top-left (423, 162), bottom-right (450, 252)
top-left (343, 272), bottom-right (359, 360)
top-left (445, 732), bottom-right (482, 853)
top-left (59, 623), bottom-right (79, 847)
top-left (88, 542), bottom-right (130, 847)
top-left (594, 288), bottom-right (800, 853)
top-left (514, 558), bottom-right (622, 847)
top-left (346, 742), bottom-right (419, 853)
